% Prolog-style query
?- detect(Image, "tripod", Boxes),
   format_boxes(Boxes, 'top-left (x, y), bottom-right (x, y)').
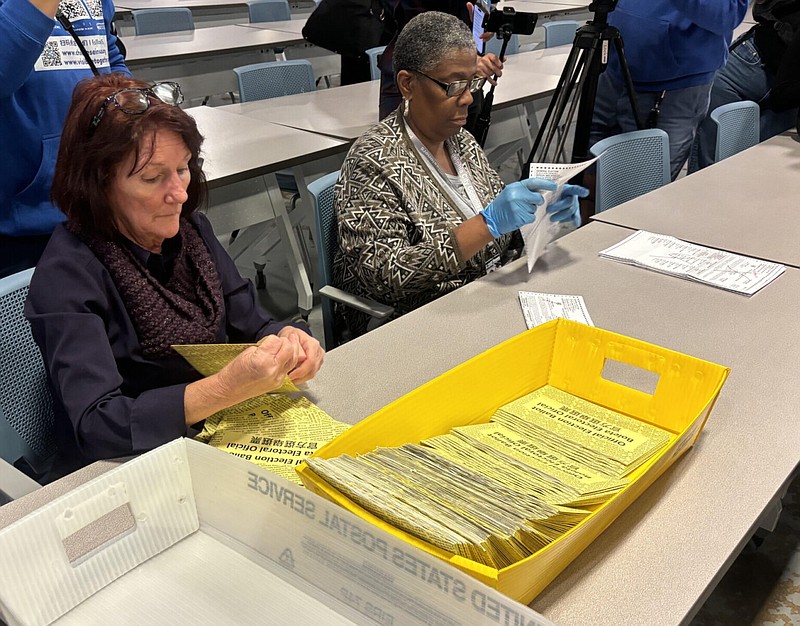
top-left (473, 25), bottom-right (514, 148)
top-left (524, 0), bottom-right (642, 169)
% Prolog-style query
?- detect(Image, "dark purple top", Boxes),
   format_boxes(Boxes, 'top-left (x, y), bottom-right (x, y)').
top-left (25, 212), bottom-right (307, 479)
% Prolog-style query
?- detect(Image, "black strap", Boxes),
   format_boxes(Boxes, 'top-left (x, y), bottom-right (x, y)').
top-left (55, 9), bottom-right (100, 76)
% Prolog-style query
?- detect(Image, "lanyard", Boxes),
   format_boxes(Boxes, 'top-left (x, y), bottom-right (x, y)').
top-left (405, 125), bottom-right (503, 273)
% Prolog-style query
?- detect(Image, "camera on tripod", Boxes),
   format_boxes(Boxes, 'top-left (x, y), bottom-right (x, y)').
top-left (483, 7), bottom-right (537, 37)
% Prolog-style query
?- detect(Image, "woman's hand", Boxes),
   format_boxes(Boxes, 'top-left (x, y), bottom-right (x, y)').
top-left (218, 335), bottom-right (301, 399)
top-left (277, 326), bottom-right (325, 384)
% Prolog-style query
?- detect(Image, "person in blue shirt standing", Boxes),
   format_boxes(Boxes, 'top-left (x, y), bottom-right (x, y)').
top-left (589, 1), bottom-right (748, 181)
top-left (0, 0), bottom-right (129, 277)
top-left (689, 0), bottom-right (800, 172)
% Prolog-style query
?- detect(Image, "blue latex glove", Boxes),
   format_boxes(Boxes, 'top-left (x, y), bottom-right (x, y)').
top-left (546, 183), bottom-right (589, 228)
top-left (480, 178), bottom-right (558, 238)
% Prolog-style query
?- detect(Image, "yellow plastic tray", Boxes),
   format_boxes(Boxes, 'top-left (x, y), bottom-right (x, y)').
top-left (298, 319), bottom-right (729, 604)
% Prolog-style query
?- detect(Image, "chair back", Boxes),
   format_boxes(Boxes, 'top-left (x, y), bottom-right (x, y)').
top-left (590, 128), bottom-right (670, 213)
top-left (365, 45), bottom-right (386, 81)
top-left (308, 172), bottom-right (340, 348)
top-left (543, 20), bottom-right (579, 47)
top-left (234, 60), bottom-right (316, 102)
top-left (711, 100), bottom-right (760, 162)
top-left (484, 33), bottom-right (519, 58)
top-left (247, 0), bottom-right (291, 22)
top-left (132, 8), bottom-right (194, 35)
top-left (0, 269), bottom-right (55, 478)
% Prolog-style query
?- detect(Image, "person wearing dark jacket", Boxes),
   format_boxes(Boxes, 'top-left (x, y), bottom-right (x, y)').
top-left (25, 74), bottom-right (324, 479)
top-left (689, 0), bottom-right (800, 172)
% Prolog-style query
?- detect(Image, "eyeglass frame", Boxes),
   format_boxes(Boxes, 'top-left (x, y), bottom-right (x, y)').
top-left (412, 71), bottom-right (487, 98)
top-left (88, 82), bottom-right (185, 134)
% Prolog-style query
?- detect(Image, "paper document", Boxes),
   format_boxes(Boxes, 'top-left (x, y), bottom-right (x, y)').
top-left (196, 393), bottom-right (349, 484)
top-left (518, 291), bottom-right (594, 329)
top-left (306, 384), bottom-right (668, 568)
top-left (173, 343), bottom-right (299, 393)
top-left (599, 230), bottom-right (785, 295)
top-left (523, 157), bottom-right (599, 272)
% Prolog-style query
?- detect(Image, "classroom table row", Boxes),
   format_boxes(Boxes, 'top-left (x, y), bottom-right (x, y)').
top-left (3, 215), bottom-right (800, 624)
top-left (181, 46), bottom-right (571, 313)
top-left (593, 132), bottom-right (800, 269)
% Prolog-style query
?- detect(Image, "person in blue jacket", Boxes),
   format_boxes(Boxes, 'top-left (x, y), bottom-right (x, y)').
top-left (0, 0), bottom-right (129, 278)
top-left (589, 1), bottom-right (748, 181)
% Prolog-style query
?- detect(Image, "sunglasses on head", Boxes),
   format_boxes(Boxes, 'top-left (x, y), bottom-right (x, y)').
top-left (88, 82), bottom-right (184, 134)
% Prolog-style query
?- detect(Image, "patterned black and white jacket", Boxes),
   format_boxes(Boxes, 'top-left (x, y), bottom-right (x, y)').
top-left (333, 109), bottom-right (512, 336)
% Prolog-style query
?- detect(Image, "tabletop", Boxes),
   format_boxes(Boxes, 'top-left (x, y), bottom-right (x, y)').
top-left (186, 106), bottom-right (347, 187)
top-left (124, 23), bottom-right (304, 64)
top-left (3, 219), bottom-right (799, 625)
top-left (303, 220), bottom-right (800, 625)
top-left (592, 133), bottom-right (800, 268)
top-left (221, 48), bottom-right (567, 140)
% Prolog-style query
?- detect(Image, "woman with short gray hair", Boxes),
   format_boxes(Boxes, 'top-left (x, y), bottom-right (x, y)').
top-left (333, 12), bottom-right (587, 337)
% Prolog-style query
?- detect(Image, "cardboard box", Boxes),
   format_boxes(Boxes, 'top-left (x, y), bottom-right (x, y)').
top-left (298, 319), bottom-right (730, 604)
top-left (0, 439), bottom-right (554, 626)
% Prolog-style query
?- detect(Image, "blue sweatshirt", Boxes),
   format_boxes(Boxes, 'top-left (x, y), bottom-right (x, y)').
top-left (0, 0), bottom-right (129, 237)
top-left (607, 0), bottom-right (748, 91)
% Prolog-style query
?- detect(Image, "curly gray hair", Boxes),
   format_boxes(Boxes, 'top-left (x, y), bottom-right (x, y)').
top-left (393, 11), bottom-right (476, 75)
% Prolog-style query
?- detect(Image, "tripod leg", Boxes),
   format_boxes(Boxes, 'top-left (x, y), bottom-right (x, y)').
top-left (528, 44), bottom-right (587, 166)
top-left (571, 36), bottom-right (607, 162)
top-left (613, 37), bottom-right (644, 130)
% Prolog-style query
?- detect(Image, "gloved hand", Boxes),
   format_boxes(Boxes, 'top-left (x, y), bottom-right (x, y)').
top-left (480, 178), bottom-right (557, 238)
top-left (546, 184), bottom-right (589, 228)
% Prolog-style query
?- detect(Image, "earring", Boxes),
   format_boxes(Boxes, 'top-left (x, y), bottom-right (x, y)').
top-left (403, 97), bottom-right (410, 118)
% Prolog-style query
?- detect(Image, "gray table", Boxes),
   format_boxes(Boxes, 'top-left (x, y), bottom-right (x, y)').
top-left (238, 16), bottom-right (307, 34)
top-left (124, 24), bottom-right (305, 102)
top-left (221, 48), bottom-right (565, 136)
top-left (303, 220), bottom-right (800, 625)
top-left (187, 106), bottom-right (347, 314)
top-left (6, 220), bottom-right (799, 626)
top-left (592, 133), bottom-right (800, 268)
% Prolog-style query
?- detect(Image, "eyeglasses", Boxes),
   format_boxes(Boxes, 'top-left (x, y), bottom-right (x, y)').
top-left (89, 82), bottom-right (184, 133)
top-left (413, 71), bottom-right (487, 98)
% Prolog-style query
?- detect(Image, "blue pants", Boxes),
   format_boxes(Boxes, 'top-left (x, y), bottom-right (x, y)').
top-left (688, 29), bottom-right (798, 173)
top-left (590, 70), bottom-right (713, 181)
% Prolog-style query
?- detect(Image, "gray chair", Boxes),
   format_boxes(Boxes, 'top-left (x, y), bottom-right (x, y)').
top-left (590, 128), bottom-right (671, 213)
top-left (711, 100), bottom-right (760, 163)
top-left (308, 172), bottom-right (393, 350)
top-left (132, 8), bottom-right (194, 35)
top-left (365, 45), bottom-right (386, 81)
top-left (0, 268), bottom-right (55, 503)
top-left (235, 59), bottom-right (315, 101)
top-left (543, 20), bottom-right (579, 48)
top-left (247, 0), bottom-right (291, 22)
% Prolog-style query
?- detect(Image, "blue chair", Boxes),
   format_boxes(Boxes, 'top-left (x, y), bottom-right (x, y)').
top-left (590, 128), bottom-right (671, 214)
top-left (484, 33), bottom-right (519, 58)
top-left (543, 20), bottom-right (579, 48)
top-left (0, 268), bottom-right (55, 502)
top-left (132, 8), bottom-right (194, 35)
top-left (308, 172), bottom-right (394, 350)
top-left (365, 45), bottom-right (386, 81)
top-left (247, 0), bottom-right (291, 22)
top-left (711, 100), bottom-right (760, 163)
top-left (235, 59), bottom-right (315, 101)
